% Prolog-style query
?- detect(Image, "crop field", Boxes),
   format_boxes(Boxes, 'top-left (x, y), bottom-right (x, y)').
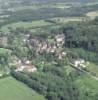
top-left (0, 77), bottom-right (45, 100)
top-left (86, 11), bottom-right (98, 19)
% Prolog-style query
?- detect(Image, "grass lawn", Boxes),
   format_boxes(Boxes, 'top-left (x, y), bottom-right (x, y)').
top-left (0, 20), bottom-right (53, 32)
top-left (0, 77), bottom-right (45, 100)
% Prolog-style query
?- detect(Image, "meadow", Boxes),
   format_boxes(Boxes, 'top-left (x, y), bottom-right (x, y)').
top-left (0, 77), bottom-right (45, 100)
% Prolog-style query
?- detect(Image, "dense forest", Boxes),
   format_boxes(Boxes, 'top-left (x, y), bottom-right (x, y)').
top-left (11, 66), bottom-right (80, 100)
top-left (62, 18), bottom-right (98, 63)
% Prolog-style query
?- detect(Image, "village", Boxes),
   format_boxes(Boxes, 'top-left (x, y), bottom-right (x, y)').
top-left (0, 32), bottom-right (89, 75)
top-left (9, 33), bottom-right (67, 73)
top-left (0, 30), bottom-right (95, 81)
top-left (28, 33), bottom-right (67, 59)
top-left (0, 33), bottom-right (66, 74)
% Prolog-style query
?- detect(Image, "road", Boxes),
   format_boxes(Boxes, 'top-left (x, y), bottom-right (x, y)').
top-left (69, 62), bottom-right (98, 81)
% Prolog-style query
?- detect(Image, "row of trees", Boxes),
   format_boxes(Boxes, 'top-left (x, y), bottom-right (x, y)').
top-left (11, 66), bottom-right (79, 100)
top-left (11, 63), bottom-right (98, 100)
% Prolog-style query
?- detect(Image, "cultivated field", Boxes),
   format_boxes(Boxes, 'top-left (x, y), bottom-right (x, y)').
top-left (0, 77), bottom-right (45, 100)
top-left (86, 11), bottom-right (98, 19)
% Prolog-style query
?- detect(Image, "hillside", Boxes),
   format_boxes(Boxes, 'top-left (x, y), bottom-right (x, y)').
top-left (0, 0), bottom-right (98, 100)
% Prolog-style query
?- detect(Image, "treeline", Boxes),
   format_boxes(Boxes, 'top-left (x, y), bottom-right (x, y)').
top-left (11, 66), bottom-right (79, 100)
top-left (68, 48), bottom-right (98, 64)
top-left (62, 19), bottom-right (98, 63)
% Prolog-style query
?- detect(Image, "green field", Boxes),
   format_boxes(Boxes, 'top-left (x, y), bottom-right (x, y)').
top-left (0, 77), bottom-right (45, 100)
top-left (0, 20), bottom-right (53, 32)
top-left (49, 17), bottom-right (85, 24)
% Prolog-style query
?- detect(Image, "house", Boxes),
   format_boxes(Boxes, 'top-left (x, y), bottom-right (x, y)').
top-left (55, 34), bottom-right (65, 46)
top-left (23, 34), bottom-right (30, 42)
top-left (62, 52), bottom-right (67, 56)
top-left (15, 60), bottom-right (37, 73)
top-left (29, 38), bottom-right (39, 47)
top-left (9, 56), bottom-right (21, 66)
top-left (71, 59), bottom-right (86, 68)
top-left (0, 36), bottom-right (8, 46)
top-left (41, 42), bottom-right (48, 50)
top-left (57, 51), bottom-right (66, 60)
